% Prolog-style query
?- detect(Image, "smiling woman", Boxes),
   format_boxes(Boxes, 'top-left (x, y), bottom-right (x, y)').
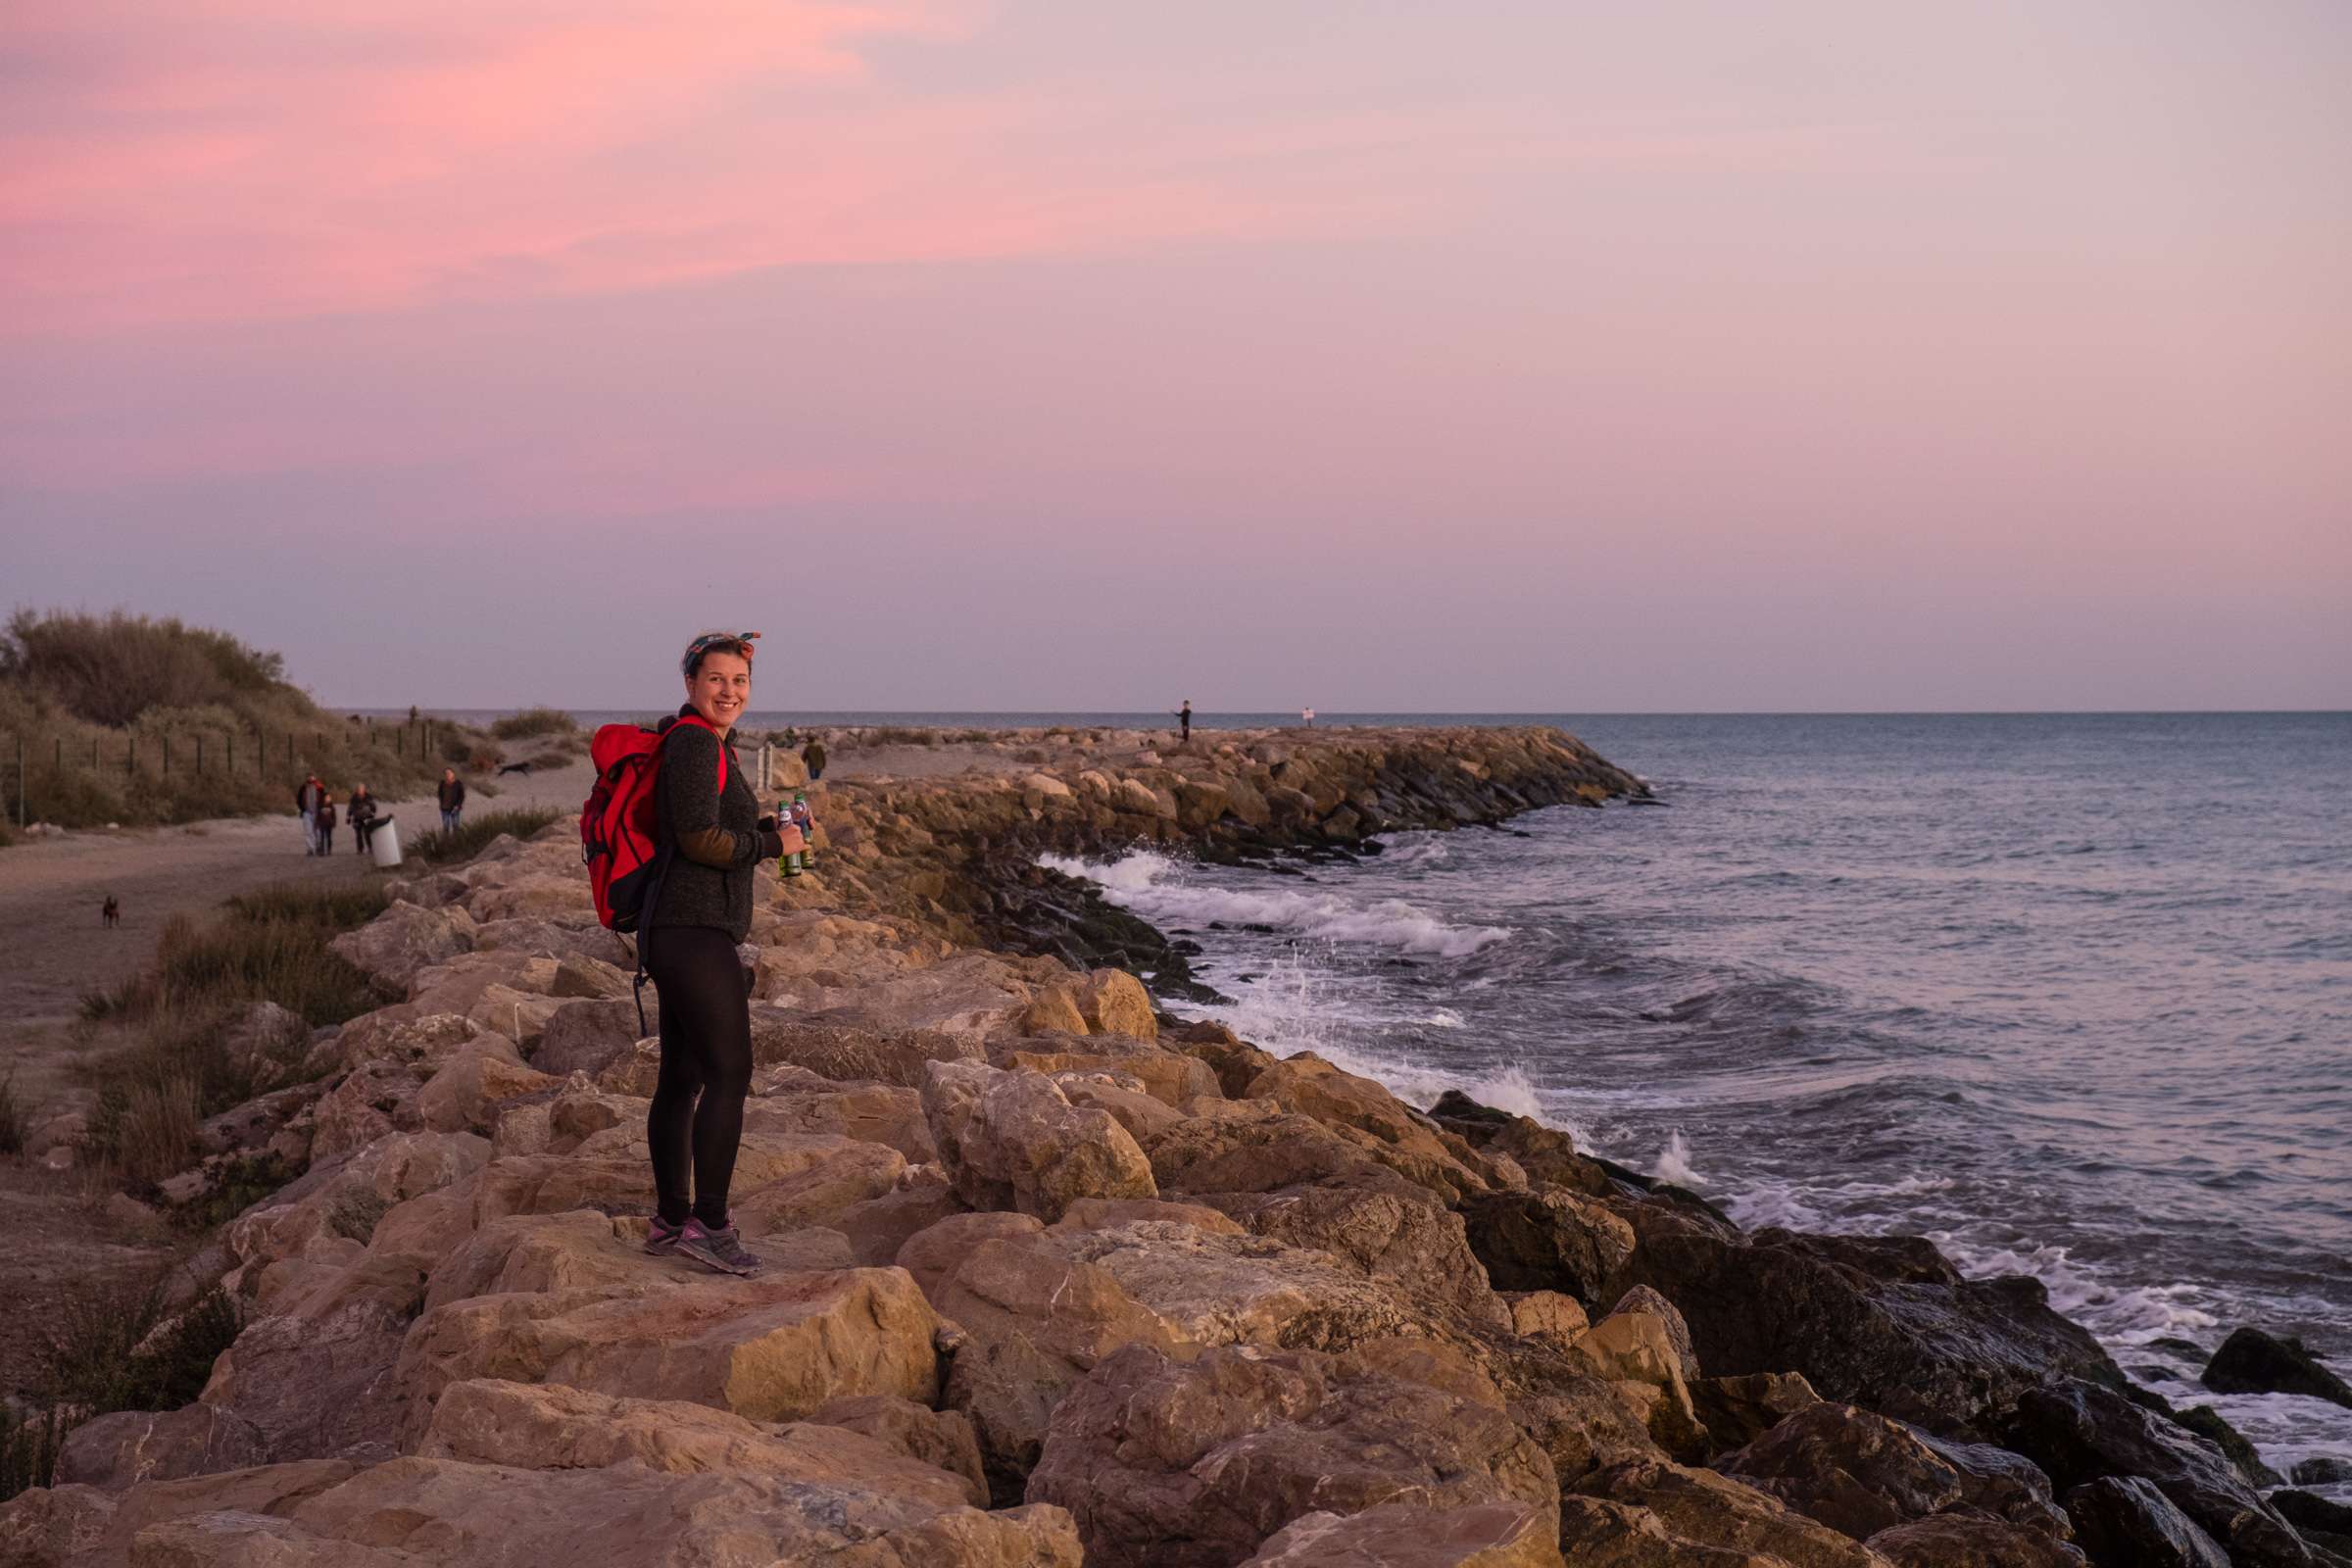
top-left (635, 628), bottom-right (797, 1280)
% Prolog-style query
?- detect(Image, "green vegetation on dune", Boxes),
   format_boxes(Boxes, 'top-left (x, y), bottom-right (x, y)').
top-left (0, 609), bottom-right (509, 831)
top-left (412, 806), bottom-right (566, 865)
top-left (78, 880), bottom-right (388, 1187)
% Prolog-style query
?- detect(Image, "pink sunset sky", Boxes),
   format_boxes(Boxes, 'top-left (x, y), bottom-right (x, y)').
top-left (4, 0), bottom-right (2346, 710)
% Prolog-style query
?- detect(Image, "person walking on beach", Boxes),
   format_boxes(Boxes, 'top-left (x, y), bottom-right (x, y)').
top-left (348, 785), bottom-right (379, 855)
top-left (314, 791), bottom-right (338, 855)
top-left (640, 630), bottom-right (799, 1277)
top-left (1176, 701), bottom-right (1193, 743)
top-left (295, 773), bottom-right (323, 855)
top-left (800, 737), bottom-right (826, 781)
top-left (437, 768), bottom-right (466, 834)
top-left (1300, 706), bottom-right (1315, 728)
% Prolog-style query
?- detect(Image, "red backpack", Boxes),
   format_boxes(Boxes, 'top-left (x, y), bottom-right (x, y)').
top-left (581, 712), bottom-right (725, 933)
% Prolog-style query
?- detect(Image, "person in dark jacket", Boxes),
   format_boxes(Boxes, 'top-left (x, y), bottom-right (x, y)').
top-left (348, 784), bottom-right (380, 854)
top-left (437, 768), bottom-right (466, 834)
top-left (295, 773), bottom-right (323, 855)
top-left (639, 630), bottom-right (799, 1278)
top-left (800, 737), bottom-right (826, 781)
top-left (315, 792), bottom-right (338, 855)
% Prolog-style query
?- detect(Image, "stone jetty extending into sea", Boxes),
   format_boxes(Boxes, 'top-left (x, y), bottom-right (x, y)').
top-left (4, 726), bottom-right (2335, 1567)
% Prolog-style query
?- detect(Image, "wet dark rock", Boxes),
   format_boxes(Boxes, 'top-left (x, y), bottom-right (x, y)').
top-left (1426, 1091), bottom-right (1614, 1198)
top-left (2001, 1379), bottom-right (2317, 1566)
top-left (1457, 1187), bottom-right (1636, 1307)
top-left (2203, 1328), bottom-right (2352, 1410)
top-left (1717, 1400), bottom-right (2072, 1544)
top-left (2270, 1491), bottom-right (2352, 1558)
top-left (2175, 1401), bottom-right (2282, 1487)
top-left (1864, 1512), bottom-right (2089, 1566)
top-left (2062, 1476), bottom-right (2231, 1567)
top-left (1605, 1205), bottom-right (2121, 1438)
top-left (2293, 1458), bottom-right (2352, 1487)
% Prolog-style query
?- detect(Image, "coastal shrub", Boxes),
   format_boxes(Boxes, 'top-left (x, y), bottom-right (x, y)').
top-left (0, 1406), bottom-right (64, 1503)
top-left (0, 1274), bottom-right (242, 1501)
top-left (151, 907), bottom-right (382, 1025)
top-left (0, 609), bottom-right (507, 829)
top-left (33, 1273), bottom-right (241, 1420)
top-left (0, 1072), bottom-right (25, 1156)
top-left (860, 726), bottom-right (940, 748)
top-left (413, 806), bottom-right (564, 865)
top-left (491, 707), bottom-right (577, 740)
top-left (1, 609), bottom-right (283, 727)
top-left (78, 882), bottom-right (388, 1187)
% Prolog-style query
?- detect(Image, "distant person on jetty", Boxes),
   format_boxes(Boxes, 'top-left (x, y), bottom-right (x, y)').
top-left (801, 737), bottom-right (826, 781)
top-left (1300, 706), bottom-right (1315, 728)
top-left (314, 791), bottom-right (338, 855)
top-left (1176, 701), bottom-right (1193, 743)
top-left (438, 768), bottom-right (466, 834)
top-left (349, 784), bottom-right (380, 854)
top-left (640, 629), bottom-right (793, 1279)
top-left (295, 773), bottom-right (323, 855)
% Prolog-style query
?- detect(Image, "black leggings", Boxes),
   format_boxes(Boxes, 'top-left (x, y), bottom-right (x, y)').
top-left (642, 924), bottom-right (753, 1228)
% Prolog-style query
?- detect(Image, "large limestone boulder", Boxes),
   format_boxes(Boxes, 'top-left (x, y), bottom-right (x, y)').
top-left (1074, 968), bottom-right (1157, 1039)
top-left (393, 1267), bottom-right (947, 1432)
top-left (328, 901), bottom-right (476, 994)
top-left (530, 998), bottom-right (644, 1078)
top-left (1242, 1502), bottom-right (1565, 1567)
top-left (1206, 1171), bottom-right (1508, 1329)
top-left (1865, 1512), bottom-right (2089, 1566)
top-left (1608, 1209), bottom-right (2122, 1436)
top-left (1460, 1185), bottom-right (1636, 1306)
top-left (1427, 1090), bottom-right (1615, 1196)
top-left (1027, 1342), bottom-right (1560, 1568)
top-left (0, 1459), bottom-right (360, 1568)
top-left (53, 1406), bottom-right (266, 1493)
top-left (921, 1060), bottom-right (1156, 1222)
top-left (226, 1130), bottom-right (491, 1273)
top-left (749, 1007), bottom-right (985, 1087)
top-left (1573, 1298), bottom-right (1708, 1460)
top-left (2061, 1475), bottom-right (2231, 1567)
top-left (96, 1451), bottom-right (1084, 1567)
top-left (1719, 1400), bottom-right (2076, 1545)
top-left (1997, 1379), bottom-right (2317, 1568)
top-left (417, 1378), bottom-right (977, 1511)
top-left (413, 1037), bottom-right (560, 1138)
top-left (994, 1034), bottom-right (1218, 1109)
top-left (1567, 1459), bottom-right (1891, 1567)
top-left (1245, 1054), bottom-right (1492, 1200)
top-left (200, 1252), bottom-right (428, 1465)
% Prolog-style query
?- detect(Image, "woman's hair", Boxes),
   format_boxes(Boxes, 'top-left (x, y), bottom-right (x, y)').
top-left (681, 630), bottom-right (760, 679)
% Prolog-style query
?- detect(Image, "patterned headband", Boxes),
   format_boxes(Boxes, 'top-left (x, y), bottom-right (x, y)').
top-left (681, 630), bottom-right (760, 678)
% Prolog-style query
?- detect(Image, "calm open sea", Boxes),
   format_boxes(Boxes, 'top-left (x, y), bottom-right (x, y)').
top-left (1034, 712), bottom-right (2352, 1488)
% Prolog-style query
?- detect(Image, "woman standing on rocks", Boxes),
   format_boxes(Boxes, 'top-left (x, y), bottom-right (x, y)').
top-left (641, 630), bottom-right (798, 1276)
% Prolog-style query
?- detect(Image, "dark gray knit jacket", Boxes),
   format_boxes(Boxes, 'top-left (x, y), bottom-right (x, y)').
top-left (648, 710), bottom-right (782, 944)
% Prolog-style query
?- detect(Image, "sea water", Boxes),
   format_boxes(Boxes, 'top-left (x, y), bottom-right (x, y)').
top-left (1044, 712), bottom-right (2352, 1489)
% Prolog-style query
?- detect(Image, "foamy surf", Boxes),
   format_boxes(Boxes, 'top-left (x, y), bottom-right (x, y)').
top-left (1041, 850), bottom-right (1511, 958)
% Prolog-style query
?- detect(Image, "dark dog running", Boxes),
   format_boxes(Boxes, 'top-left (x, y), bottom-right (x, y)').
top-left (497, 760), bottom-right (533, 777)
top-left (101, 896), bottom-right (122, 928)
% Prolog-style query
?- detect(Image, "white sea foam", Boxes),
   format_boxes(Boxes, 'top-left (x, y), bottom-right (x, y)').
top-left (1655, 1130), bottom-right (1702, 1188)
top-left (1422, 1007), bottom-right (1467, 1029)
top-left (1042, 851), bottom-right (1511, 958)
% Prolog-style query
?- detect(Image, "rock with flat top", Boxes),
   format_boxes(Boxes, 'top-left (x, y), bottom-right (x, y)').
top-left (922, 1060), bottom-right (1156, 1222)
top-left (1243, 1501), bottom-right (1566, 1567)
top-left (1028, 1342), bottom-right (1559, 1568)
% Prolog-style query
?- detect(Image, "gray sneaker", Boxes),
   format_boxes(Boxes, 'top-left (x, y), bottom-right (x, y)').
top-left (644, 1215), bottom-right (686, 1256)
top-left (675, 1218), bottom-right (762, 1276)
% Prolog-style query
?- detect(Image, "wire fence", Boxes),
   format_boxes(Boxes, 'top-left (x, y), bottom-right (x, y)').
top-left (2, 720), bottom-right (466, 831)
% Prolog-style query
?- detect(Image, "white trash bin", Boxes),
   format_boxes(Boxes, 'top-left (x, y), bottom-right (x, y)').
top-left (368, 813), bottom-right (403, 869)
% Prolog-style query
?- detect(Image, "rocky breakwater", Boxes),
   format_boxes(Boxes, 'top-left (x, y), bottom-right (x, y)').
top-left (4, 733), bottom-right (2343, 1567)
top-left (799, 724), bottom-right (1653, 990)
